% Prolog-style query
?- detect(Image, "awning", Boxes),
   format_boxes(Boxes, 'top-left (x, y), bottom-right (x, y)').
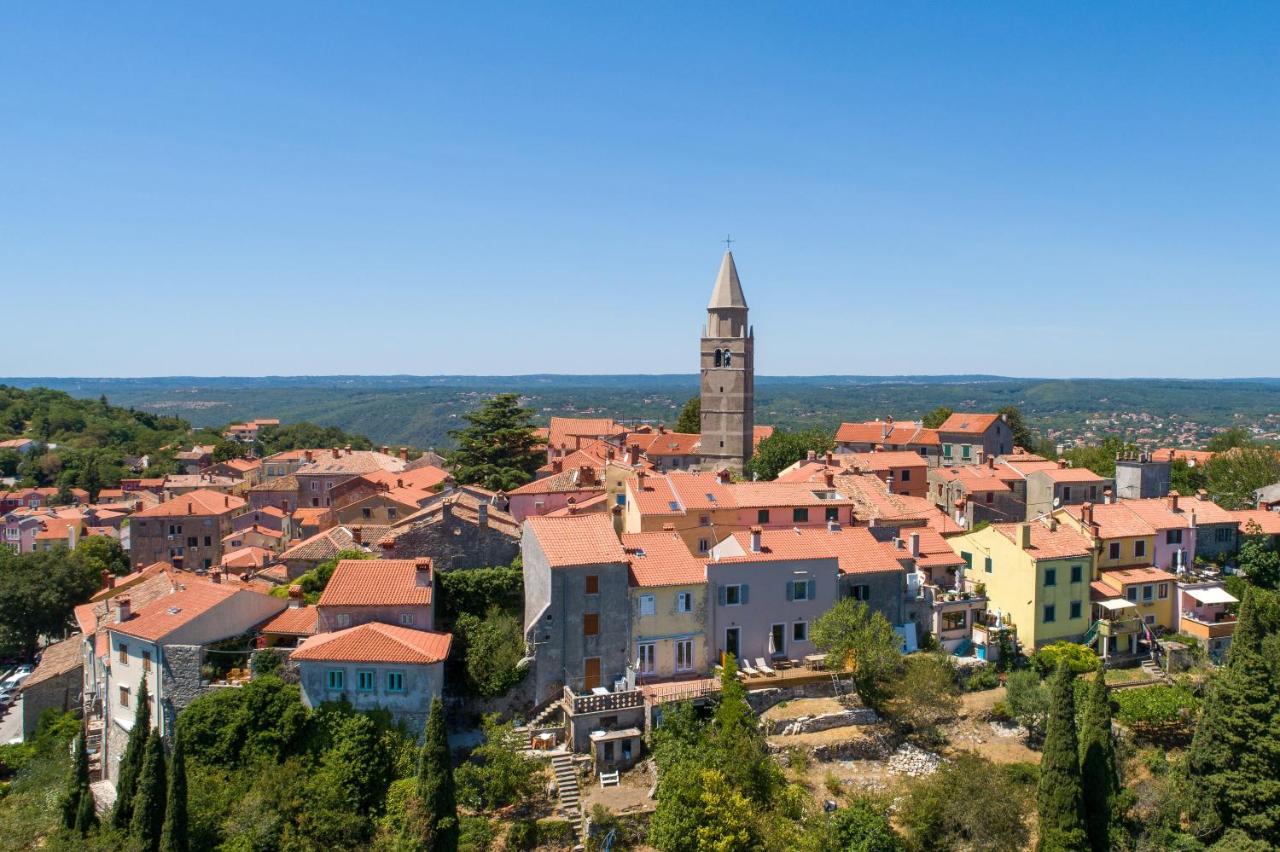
top-left (1096, 598), bottom-right (1138, 612)
top-left (1185, 586), bottom-right (1238, 605)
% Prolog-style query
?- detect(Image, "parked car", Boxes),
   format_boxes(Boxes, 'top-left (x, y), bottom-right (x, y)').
top-left (0, 688), bottom-right (15, 709)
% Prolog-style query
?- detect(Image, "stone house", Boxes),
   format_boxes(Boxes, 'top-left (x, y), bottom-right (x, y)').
top-left (19, 634), bottom-right (83, 738)
top-left (378, 492), bottom-right (520, 571)
top-left (127, 489), bottom-right (248, 571)
top-left (937, 412), bottom-right (1013, 465)
top-left (314, 557), bottom-right (436, 633)
top-left (1024, 465), bottom-right (1110, 519)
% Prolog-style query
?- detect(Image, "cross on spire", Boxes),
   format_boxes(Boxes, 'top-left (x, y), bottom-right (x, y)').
top-left (723, 233), bottom-right (734, 251)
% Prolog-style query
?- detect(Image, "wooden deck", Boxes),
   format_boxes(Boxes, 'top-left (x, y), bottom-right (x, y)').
top-left (638, 664), bottom-right (849, 705)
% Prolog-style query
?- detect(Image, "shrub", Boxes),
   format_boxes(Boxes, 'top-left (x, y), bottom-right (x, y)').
top-left (506, 818), bottom-right (538, 850)
top-left (458, 815), bottom-right (495, 852)
top-left (824, 771), bottom-right (844, 796)
top-left (1113, 685), bottom-right (1201, 745)
top-left (963, 665), bottom-right (1000, 692)
top-left (1003, 670), bottom-right (1050, 740)
top-left (1030, 641), bottom-right (1098, 677)
top-left (535, 818), bottom-right (578, 848)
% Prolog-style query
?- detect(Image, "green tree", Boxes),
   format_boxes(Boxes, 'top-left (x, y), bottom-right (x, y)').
top-left (61, 731), bottom-right (95, 834)
top-left (161, 726), bottom-right (189, 852)
top-left (412, 698), bottom-right (458, 851)
top-left (693, 769), bottom-right (757, 852)
top-left (1236, 521), bottom-right (1280, 590)
top-left (1207, 428), bottom-right (1257, 453)
top-left (709, 658), bottom-right (780, 803)
top-left (131, 732), bottom-right (168, 852)
top-left (885, 653), bottom-right (960, 738)
top-left (898, 753), bottom-right (1030, 852)
top-left (1064, 437), bottom-right (1140, 479)
top-left (445, 393), bottom-right (542, 491)
top-left (1171, 458), bottom-right (1208, 497)
top-left (1003, 670), bottom-right (1051, 741)
top-left (823, 797), bottom-right (904, 851)
top-left (75, 534), bottom-right (131, 577)
top-left (0, 547), bottom-right (101, 659)
top-left (454, 715), bottom-right (539, 811)
top-left (1078, 669), bottom-right (1119, 852)
top-left (811, 599), bottom-right (901, 710)
top-left (1188, 588), bottom-right (1280, 844)
top-left (674, 396), bottom-right (701, 434)
top-left (257, 422), bottom-right (374, 455)
top-left (998, 405), bottom-right (1037, 451)
top-left (1036, 663), bottom-right (1088, 851)
top-left (112, 678), bottom-right (152, 829)
top-left (211, 440), bottom-right (243, 463)
top-left (454, 608), bottom-right (527, 697)
top-left (1205, 447), bottom-right (1280, 510)
top-left (746, 427), bottom-right (835, 481)
top-left (922, 407), bottom-right (953, 430)
top-left (1030, 641), bottom-right (1099, 677)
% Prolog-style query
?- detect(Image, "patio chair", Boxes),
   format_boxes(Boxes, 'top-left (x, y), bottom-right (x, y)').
top-left (755, 657), bottom-right (776, 676)
top-left (739, 658), bottom-right (760, 677)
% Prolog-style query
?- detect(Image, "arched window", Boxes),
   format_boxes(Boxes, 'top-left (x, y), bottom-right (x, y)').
top-left (724, 350), bottom-right (733, 367)
top-left (714, 349), bottom-right (723, 367)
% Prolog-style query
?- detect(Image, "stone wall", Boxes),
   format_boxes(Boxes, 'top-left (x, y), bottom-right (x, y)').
top-left (384, 513), bottom-right (518, 571)
top-left (159, 644), bottom-right (206, 733)
top-left (21, 666), bottom-right (82, 738)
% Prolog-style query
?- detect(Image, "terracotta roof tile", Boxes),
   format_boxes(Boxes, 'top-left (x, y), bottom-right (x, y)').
top-left (131, 489), bottom-right (245, 518)
top-left (1063, 503), bottom-right (1156, 539)
top-left (317, 558), bottom-right (434, 607)
top-left (622, 531), bottom-right (706, 587)
top-left (261, 605), bottom-right (318, 636)
top-left (712, 526), bottom-right (903, 575)
top-left (112, 582), bottom-right (241, 641)
top-left (525, 514), bottom-right (626, 568)
top-left (1233, 509), bottom-right (1280, 536)
top-left (22, 635), bottom-right (84, 689)
top-left (990, 521), bottom-right (1093, 560)
top-left (938, 412), bottom-right (1001, 434)
top-left (280, 526), bottom-right (361, 561)
top-left (291, 622), bottom-right (451, 664)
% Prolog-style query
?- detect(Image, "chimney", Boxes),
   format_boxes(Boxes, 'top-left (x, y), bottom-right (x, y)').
top-left (211, 569), bottom-right (222, 584)
top-left (909, 532), bottom-right (921, 558)
top-left (1103, 487), bottom-right (1113, 505)
top-left (399, 447), bottom-right (409, 462)
top-left (628, 443), bottom-right (640, 466)
top-left (749, 526), bottom-right (762, 553)
top-left (352, 527), bottom-right (362, 545)
top-left (396, 478), bottom-right (404, 488)
top-left (100, 569), bottom-right (111, 589)
top-left (1057, 459), bottom-right (1068, 469)
top-left (415, 559), bottom-right (432, 588)
top-left (823, 470), bottom-right (835, 488)
top-left (825, 451), bottom-right (834, 467)
top-left (987, 456), bottom-right (995, 469)
top-left (578, 465), bottom-right (594, 485)
top-left (287, 585), bottom-right (303, 607)
top-left (304, 450), bottom-right (314, 463)
top-left (806, 450), bottom-right (817, 462)
top-left (1081, 502), bottom-right (1094, 526)
top-left (658, 423), bottom-right (666, 434)
top-left (567, 498), bottom-right (578, 515)
top-left (380, 446), bottom-right (389, 455)
top-left (662, 523), bottom-right (675, 532)
top-left (1167, 491), bottom-right (1180, 512)
top-left (331, 447), bottom-right (340, 459)
top-left (551, 458), bottom-right (563, 473)
top-left (223, 495), bottom-right (229, 507)
top-left (187, 502), bottom-right (194, 515)
top-left (116, 596), bottom-right (131, 622)
top-left (636, 470), bottom-right (647, 488)
top-left (441, 498), bottom-right (453, 520)
top-left (715, 468), bottom-right (731, 485)
top-left (478, 502), bottom-right (488, 527)
top-left (1048, 516), bottom-right (1059, 532)
top-left (344, 445), bottom-right (352, 456)
top-left (1018, 523), bottom-right (1032, 549)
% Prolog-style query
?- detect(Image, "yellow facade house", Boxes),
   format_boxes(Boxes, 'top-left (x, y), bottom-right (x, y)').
top-left (621, 530), bottom-right (709, 680)
top-left (948, 517), bottom-right (1094, 650)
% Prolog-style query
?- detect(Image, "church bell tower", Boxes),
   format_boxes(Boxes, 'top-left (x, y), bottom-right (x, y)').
top-left (700, 250), bottom-right (755, 470)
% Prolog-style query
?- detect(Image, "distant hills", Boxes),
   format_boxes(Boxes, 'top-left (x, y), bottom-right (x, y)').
top-left (3, 375), bottom-right (1279, 450)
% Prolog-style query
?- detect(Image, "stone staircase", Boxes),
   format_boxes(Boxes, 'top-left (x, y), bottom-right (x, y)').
top-left (1140, 658), bottom-right (1172, 685)
top-left (552, 754), bottom-right (582, 825)
top-left (528, 698), bottom-right (565, 730)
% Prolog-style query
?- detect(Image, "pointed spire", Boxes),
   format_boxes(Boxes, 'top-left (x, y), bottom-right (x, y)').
top-left (708, 250), bottom-right (748, 310)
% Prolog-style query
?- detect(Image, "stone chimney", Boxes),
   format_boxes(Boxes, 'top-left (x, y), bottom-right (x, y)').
top-left (331, 447), bottom-right (340, 459)
top-left (823, 470), bottom-right (835, 488)
top-left (909, 532), bottom-right (921, 558)
top-left (211, 569), bottom-right (222, 584)
top-left (749, 526), bottom-right (762, 553)
top-left (116, 596), bottom-right (131, 622)
top-left (352, 527), bottom-right (362, 545)
top-left (399, 447), bottom-right (409, 461)
top-left (551, 458), bottom-right (563, 473)
top-left (627, 443), bottom-right (641, 466)
top-left (441, 498), bottom-right (453, 521)
top-left (578, 465), bottom-right (595, 486)
top-left (715, 468), bottom-right (731, 485)
top-left (415, 559), bottom-right (432, 588)
top-left (380, 446), bottom-right (389, 455)
top-left (826, 451), bottom-right (834, 467)
top-left (806, 450), bottom-right (817, 462)
top-left (1057, 459), bottom-right (1068, 469)
top-left (566, 497), bottom-right (578, 515)
top-left (288, 585), bottom-right (303, 608)
top-left (1018, 523), bottom-right (1032, 550)
top-left (304, 450), bottom-right (314, 463)
top-left (636, 470), bottom-right (647, 488)
top-left (1103, 487), bottom-right (1113, 505)
top-left (478, 502), bottom-right (488, 527)
top-left (1167, 491), bottom-right (1180, 512)
top-left (1081, 502), bottom-right (1094, 526)
top-left (187, 502), bottom-right (194, 515)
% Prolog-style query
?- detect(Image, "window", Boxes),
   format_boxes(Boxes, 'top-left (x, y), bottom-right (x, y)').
top-left (757, 509), bottom-right (770, 524)
top-left (186, 536), bottom-right (198, 547)
top-left (385, 670), bottom-right (405, 693)
top-left (1126, 586), bottom-right (1138, 602)
top-left (118, 643), bottom-right (128, 665)
top-left (362, 507), bottom-right (372, 519)
top-left (398, 613), bottom-right (415, 626)
top-left (1071, 564), bottom-right (1083, 583)
top-left (942, 611), bottom-right (967, 631)
top-left (961, 445), bottom-right (971, 460)
top-left (203, 536), bottom-right (212, 547)
top-left (789, 580), bottom-right (813, 601)
top-left (639, 595), bottom-right (656, 616)
top-left (1144, 614), bottom-right (1156, 625)
top-left (583, 613), bottom-right (599, 636)
top-left (1216, 527), bottom-right (1233, 543)
top-left (793, 621), bottom-right (808, 642)
top-left (699, 514), bottom-right (710, 527)
top-left (326, 670), bottom-right (344, 691)
top-left (1158, 583), bottom-right (1169, 599)
top-left (1070, 601), bottom-right (1082, 619)
top-left (943, 444), bottom-right (953, 459)
top-left (357, 670), bottom-right (375, 692)
top-left (1062, 486), bottom-right (1072, 502)
top-left (1044, 604), bottom-right (1056, 623)
top-left (900, 469), bottom-right (911, 482)
top-left (388, 507), bottom-right (397, 519)
top-left (1142, 584), bottom-right (1153, 601)
top-left (1167, 529), bottom-right (1183, 544)
top-left (637, 643), bottom-right (656, 673)
top-left (676, 591), bottom-right (693, 613)
top-left (676, 639), bottom-right (693, 672)
top-left (985, 492), bottom-right (993, 504)
top-left (793, 508), bottom-right (810, 523)
top-left (849, 584), bottom-right (870, 601)
top-left (825, 506), bottom-right (839, 522)
top-left (723, 584), bottom-right (743, 606)
top-left (1135, 540), bottom-right (1147, 558)
top-left (697, 538), bottom-right (710, 553)
top-left (1108, 542), bottom-right (1121, 560)
top-left (119, 686), bottom-right (129, 707)
top-left (142, 651), bottom-right (151, 672)
top-left (984, 556), bottom-right (993, 574)
top-left (336, 614), bottom-right (351, 628)
top-left (585, 575), bottom-right (599, 595)
top-left (960, 551), bottom-right (973, 569)
top-left (1045, 568), bottom-right (1057, 587)
top-left (771, 623), bottom-right (786, 655)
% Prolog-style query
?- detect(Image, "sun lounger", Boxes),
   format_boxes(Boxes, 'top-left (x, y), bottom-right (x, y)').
top-left (755, 657), bottom-right (776, 676)
top-left (739, 658), bottom-right (760, 677)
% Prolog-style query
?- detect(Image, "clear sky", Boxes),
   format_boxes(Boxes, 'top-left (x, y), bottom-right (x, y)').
top-left (3, 4), bottom-right (1277, 378)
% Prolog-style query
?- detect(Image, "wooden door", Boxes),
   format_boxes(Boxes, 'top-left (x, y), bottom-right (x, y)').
top-left (583, 657), bottom-right (602, 691)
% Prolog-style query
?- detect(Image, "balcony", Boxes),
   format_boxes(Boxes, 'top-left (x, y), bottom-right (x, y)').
top-left (1096, 616), bottom-right (1143, 637)
top-left (1181, 610), bottom-right (1237, 641)
top-left (563, 685), bottom-right (644, 716)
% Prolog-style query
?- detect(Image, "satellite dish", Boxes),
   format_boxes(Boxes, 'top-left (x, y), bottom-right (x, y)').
top-left (1052, 497), bottom-right (1061, 508)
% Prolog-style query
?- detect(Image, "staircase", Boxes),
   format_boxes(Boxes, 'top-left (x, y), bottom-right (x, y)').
top-left (552, 754), bottom-right (583, 827)
top-left (1140, 658), bottom-right (1172, 685)
top-left (529, 698), bottom-right (565, 730)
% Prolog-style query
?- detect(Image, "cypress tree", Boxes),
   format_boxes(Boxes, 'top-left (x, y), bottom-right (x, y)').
top-left (131, 733), bottom-right (168, 852)
top-left (62, 732), bottom-right (90, 830)
top-left (1036, 662), bottom-right (1088, 851)
top-left (1078, 668), bottom-right (1118, 852)
top-left (161, 727), bottom-right (189, 852)
top-left (1188, 589), bottom-right (1280, 844)
top-left (112, 678), bottom-right (152, 829)
top-left (413, 698), bottom-right (458, 851)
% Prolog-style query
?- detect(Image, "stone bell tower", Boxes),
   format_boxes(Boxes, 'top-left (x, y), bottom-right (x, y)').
top-left (700, 250), bottom-right (755, 470)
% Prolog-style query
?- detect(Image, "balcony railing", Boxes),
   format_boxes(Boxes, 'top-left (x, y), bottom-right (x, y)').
top-left (1181, 611), bottom-right (1237, 640)
top-left (563, 685), bottom-right (645, 715)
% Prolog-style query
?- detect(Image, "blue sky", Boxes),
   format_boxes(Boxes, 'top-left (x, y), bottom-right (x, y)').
top-left (3, 4), bottom-right (1277, 378)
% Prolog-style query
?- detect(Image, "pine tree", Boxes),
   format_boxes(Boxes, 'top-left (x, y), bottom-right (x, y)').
top-left (445, 393), bottom-right (542, 491)
top-left (674, 396), bottom-right (701, 434)
top-left (1188, 589), bottom-right (1280, 844)
top-left (160, 727), bottom-right (189, 852)
top-left (412, 698), bottom-right (458, 851)
top-left (1036, 662), bottom-right (1087, 851)
top-left (112, 678), bottom-right (152, 828)
top-left (131, 733), bottom-right (167, 852)
top-left (1078, 668), bottom-right (1118, 852)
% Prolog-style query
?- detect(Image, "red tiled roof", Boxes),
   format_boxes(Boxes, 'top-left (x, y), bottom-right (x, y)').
top-left (546, 417), bottom-right (623, 451)
top-left (713, 526), bottom-right (903, 575)
top-left (221, 546), bottom-right (275, 569)
top-left (1233, 509), bottom-right (1280, 536)
top-left (1032, 467), bottom-right (1110, 483)
top-left (835, 420), bottom-right (940, 447)
top-left (1062, 503), bottom-right (1156, 539)
top-left (131, 489), bottom-right (245, 518)
top-left (362, 465), bottom-right (450, 493)
top-left (318, 558), bottom-right (433, 607)
top-left (1101, 565), bottom-right (1178, 585)
top-left (938, 412), bottom-right (1001, 435)
top-left (622, 531), bottom-right (707, 587)
top-left (525, 514), bottom-right (626, 568)
top-left (279, 526), bottom-right (360, 561)
top-left (261, 605), bottom-right (318, 636)
top-left (112, 582), bottom-right (241, 641)
top-left (1152, 448), bottom-right (1215, 465)
top-left (990, 521), bottom-right (1093, 560)
top-left (291, 622), bottom-right (451, 664)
